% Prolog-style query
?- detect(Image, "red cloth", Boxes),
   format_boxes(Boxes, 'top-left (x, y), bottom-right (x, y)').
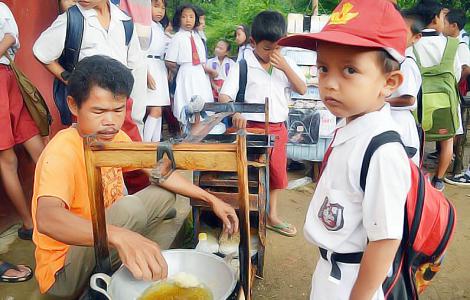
top-left (459, 78), bottom-right (468, 97)
top-left (247, 121), bottom-right (288, 190)
top-left (212, 79), bottom-right (224, 100)
top-left (122, 98), bottom-right (150, 194)
top-left (190, 34), bottom-right (201, 65)
top-left (0, 65), bottom-right (40, 150)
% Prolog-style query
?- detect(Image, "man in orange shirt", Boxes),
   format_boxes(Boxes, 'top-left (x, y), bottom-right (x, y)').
top-left (32, 55), bottom-right (239, 298)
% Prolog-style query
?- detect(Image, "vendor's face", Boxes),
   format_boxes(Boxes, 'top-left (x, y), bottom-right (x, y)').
top-left (68, 86), bottom-right (126, 142)
top-left (180, 8), bottom-right (196, 31)
top-left (316, 42), bottom-right (402, 122)
top-left (77, 0), bottom-right (106, 9)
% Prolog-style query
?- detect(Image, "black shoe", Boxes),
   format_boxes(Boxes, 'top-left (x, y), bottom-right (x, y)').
top-left (431, 177), bottom-right (445, 192)
top-left (444, 172), bottom-right (470, 186)
top-left (427, 151), bottom-right (439, 160)
top-left (18, 227), bottom-right (33, 240)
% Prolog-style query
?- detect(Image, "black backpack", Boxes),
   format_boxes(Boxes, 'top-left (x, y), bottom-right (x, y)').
top-left (235, 59), bottom-right (248, 102)
top-left (54, 5), bottom-right (134, 125)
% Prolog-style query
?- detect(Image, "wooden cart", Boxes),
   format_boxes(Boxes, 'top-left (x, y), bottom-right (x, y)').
top-left (83, 131), bottom-right (255, 299)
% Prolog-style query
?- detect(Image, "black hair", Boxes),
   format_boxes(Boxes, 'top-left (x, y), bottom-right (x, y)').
top-left (151, 0), bottom-right (170, 28)
top-left (378, 50), bottom-right (400, 73)
top-left (235, 24), bottom-right (251, 46)
top-left (218, 39), bottom-right (231, 52)
top-left (446, 9), bottom-right (467, 30)
top-left (195, 6), bottom-right (205, 17)
top-left (68, 55), bottom-right (134, 108)
top-left (407, 0), bottom-right (444, 27)
top-left (402, 11), bottom-right (427, 35)
top-left (251, 11), bottom-right (286, 43)
top-left (172, 3), bottom-right (200, 32)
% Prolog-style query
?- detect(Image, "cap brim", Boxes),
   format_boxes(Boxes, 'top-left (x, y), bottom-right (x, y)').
top-left (279, 31), bottom-right (404, 62)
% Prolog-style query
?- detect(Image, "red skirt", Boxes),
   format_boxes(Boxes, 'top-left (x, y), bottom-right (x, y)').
top-left (0, 65), bottom-right (39, 150)
top-left (247, 121), bottom-right (288, 190)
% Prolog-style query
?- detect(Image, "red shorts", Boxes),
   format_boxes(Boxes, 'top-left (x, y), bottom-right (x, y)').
top-left (0, 65), bottom-right (39, 150)
top-left (247, 121), bottom-right (288, 190)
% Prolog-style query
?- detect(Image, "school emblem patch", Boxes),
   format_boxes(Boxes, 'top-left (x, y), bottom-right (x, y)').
top-left (318, 197), bottom-right (344, 231)
top-left (329, 2), bottom-right (359, 25)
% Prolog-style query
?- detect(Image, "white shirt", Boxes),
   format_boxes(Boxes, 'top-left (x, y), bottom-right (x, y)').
top-left (389, 48), bottom-right (421, 111)
top-left (304, 104), bottom-right (411, 253)
top-left (236, 44), bottom-right (253, 62)
top-left (206, 56), bottom-right (235, 81)
top-left (147, 21), bottom-right (169, 57)
top-left (0, 2), bottom-right (19, 65)
top-left (457, 41), bottom-right (470, 68)
top-left (165, 29), bottom-right (207, 65)
top-left (33, 1), bottom-right (143, 69)
top-left (459, 29), bottom-right (469, 46)
top-left (220, 50), bottom-right (306, 123)
top-left (413, 29), bottom-right (463, 82)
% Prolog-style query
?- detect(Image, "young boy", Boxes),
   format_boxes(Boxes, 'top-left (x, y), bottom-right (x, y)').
top-left (220, 11), bottom-right (307, 237)
top-left (280, 0), bottom-right (410, 298)
top-left (207, 40), bottom-right (235, 100)
top-left (386, 13), bottom-right (424, 166)
top-left (32, 55), bottom-right (238, 298)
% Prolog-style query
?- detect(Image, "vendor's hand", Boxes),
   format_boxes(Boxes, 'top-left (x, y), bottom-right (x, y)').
top-left (147, 72), bottom-right (157, 90)
top-left (232, 113), bottom-right (247, 129)
top-left (211, 198), bottom-right (239, 235)
top-left (109, 227), bottom-right (167, 281)
top-left (270, 49), bottom-right (289, 72)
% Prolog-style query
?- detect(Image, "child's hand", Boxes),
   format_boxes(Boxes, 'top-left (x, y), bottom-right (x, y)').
top-left (232, 113), bottom-right (247, 129)
top-left (208, 68), bottom-right (218, 79)
top-left (270, 50), bottom-right (289, 72)
top-left (147, 72), bottom-right (157, 90)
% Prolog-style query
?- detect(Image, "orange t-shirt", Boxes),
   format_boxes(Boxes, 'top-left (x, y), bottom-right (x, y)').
top-left (31, 127), bottom-right (132, 293)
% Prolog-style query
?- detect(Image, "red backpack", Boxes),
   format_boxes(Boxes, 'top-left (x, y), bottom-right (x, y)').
top-left (360, 131), bottom-right (457, 299)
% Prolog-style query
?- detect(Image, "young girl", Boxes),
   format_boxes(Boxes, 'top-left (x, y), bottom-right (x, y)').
top-left (207, 40), bottom-right (235, 100)
top-left (235, 24), bottom-right (253, 62)
top-left (143, 0), bottom-right (171, 142)
top-left (165, 4), bottom-right (214, 123)
top-left (0, 2), bottom-right (45, 240)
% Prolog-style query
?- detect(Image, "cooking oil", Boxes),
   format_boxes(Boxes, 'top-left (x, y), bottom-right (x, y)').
top-left (138, 281), bottom-right (213, 300)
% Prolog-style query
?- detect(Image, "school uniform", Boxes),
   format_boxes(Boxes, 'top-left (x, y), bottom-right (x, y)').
top-left (220, 50), bottom-right (306, 189)
top-left (206, 56), bottom-right (235, 98)
top-left (146, 21), bottom-right (170, 107)
top-left (459, 29), bottom-right (469, 46)
top-left (388, 48), bottom-right (422, 166)
top-left (304, 104), bottom-right (411, 300)
top-left (414, 29), bottom-right (465, 134)
top-left (165, 29), bottom-right (214, 122)
top-left (236, 44), bottom-right (254, 62)
top-left (0, 2), bottom-right (39, 150)
top-left (33, 1), bottom-right (147, 134)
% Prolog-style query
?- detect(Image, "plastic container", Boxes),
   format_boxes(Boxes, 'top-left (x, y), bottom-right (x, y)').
top-left (195, 233), bottom-right (219, 254)
top-left (287, 138), bottom-right (332, 162)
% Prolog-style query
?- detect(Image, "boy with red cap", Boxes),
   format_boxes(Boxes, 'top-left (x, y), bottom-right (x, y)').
top-left (280, 0), bottom-right (411, 299)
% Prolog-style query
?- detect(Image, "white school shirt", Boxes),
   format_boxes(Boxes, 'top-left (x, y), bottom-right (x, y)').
top-left (147, 21), bottom-right (169, 57)
top-left (33, 1), bottom-right (143, 69)
top-left (390, 48), bottom-right (421, 110)
top-left (413, 29), bottom-right (463, 82)
top-left (457, 42), bottom-right (470, 68)
top-left (165, 29), bottom-right (207, 65)
top-left (236, 44), bottom-right (253, 62)
top-left (0, 2), bottom-right (19, 65)
top-left (220, 50), bottom-right (306, 123)
top-left (304, 104), bottom-right (411, 253)
top-left (206, 56), bottom-right (235, 81)
top-left (459, 29), bottom-right (469, 46)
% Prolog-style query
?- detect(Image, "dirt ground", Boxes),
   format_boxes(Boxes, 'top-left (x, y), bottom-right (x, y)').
top-left (253, 174), bottom-right (470, 300)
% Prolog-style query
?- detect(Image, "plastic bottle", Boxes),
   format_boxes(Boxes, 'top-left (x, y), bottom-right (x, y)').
top-left (195, 232), bottom-right (220, 253)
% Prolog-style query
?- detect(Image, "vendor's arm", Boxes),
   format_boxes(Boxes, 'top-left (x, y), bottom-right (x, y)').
top-left (349, 239), bottom-right (401, 300)
top-left (36, 196), bottom-right (168, 282)
top-left (386, 95), bottom-right (416, 107)
top-left (146, 169), bottom-right (239, 234)
top-left (0, 33), bottom-right (15, 57)
top-left (270, 50), bottom-right (307, 95)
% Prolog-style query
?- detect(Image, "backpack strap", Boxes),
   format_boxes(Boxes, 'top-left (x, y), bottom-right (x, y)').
top-left (235, 59), bottom-right (248, 102)
top-left (122, 19), bottom-right (134, 46)
top-left (61, 5), bottom-right (84, 72)
top-left (440, 37), bottom-right (459, 72)
top-left (360, 131), bottom-right (415, 191)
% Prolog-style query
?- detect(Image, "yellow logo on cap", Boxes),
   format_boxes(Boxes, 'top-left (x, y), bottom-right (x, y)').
top-left (329, 2), bottom-right (359, 25)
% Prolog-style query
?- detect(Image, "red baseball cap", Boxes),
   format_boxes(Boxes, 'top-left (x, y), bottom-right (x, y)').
top-left (279, 0), bottom-right (407, 62)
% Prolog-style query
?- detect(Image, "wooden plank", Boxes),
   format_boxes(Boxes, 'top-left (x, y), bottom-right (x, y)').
top-left (92, 150), bottom-right (238, 171)
top-left (84, 137), bottom-right (112, 275)
top-left (203, 102), bottom-right (266, 113)
top-left (256, 167), bottom-right (267, 278)
top-left (88, 141), bottom-right (237, 152)
top-left (190, 191), bottom-right (258, 210)
top-left (237, 132), bottom-right (252, 300)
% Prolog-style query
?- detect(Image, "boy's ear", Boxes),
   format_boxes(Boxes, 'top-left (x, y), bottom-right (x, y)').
top-left (382, 70), bottom-right (404, 98)
top-left (249, 37), bottom-right (256, 48)
top-left (67, 96), bottom-right (79, 117)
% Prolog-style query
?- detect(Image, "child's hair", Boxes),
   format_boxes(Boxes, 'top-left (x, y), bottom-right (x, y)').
top-left (402, 11), bottom-right (427, 35)
top-left (446, 9), bottom-right (467, 31)
top-left (218, 40), bottom-right (231, 53)
top-left (251, 11), bottom-right (286, 43)
top-left (379, 51), bottom-right (401, 73)
top-left (195, 6), bottom-right (205, 17)
top-left (69, 55), bottom-right (134, 108)
top-left (235, 24), bottom-right (251, 45)
top-left (407, 0), bottom-right (444, 27)
top-left (172, 3), bottom-right (200, 32)
top-left (152, 0), bottom-right (170, 28)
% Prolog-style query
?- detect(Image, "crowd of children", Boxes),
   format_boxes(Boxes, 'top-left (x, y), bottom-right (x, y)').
top-left (0, 0), bottom-right (470, 299)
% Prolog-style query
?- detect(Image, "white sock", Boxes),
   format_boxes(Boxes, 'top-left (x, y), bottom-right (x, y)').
top-left (152, 117), bottom-right (162, 142)
top-left (143, 116), bottom-right (158, 142)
